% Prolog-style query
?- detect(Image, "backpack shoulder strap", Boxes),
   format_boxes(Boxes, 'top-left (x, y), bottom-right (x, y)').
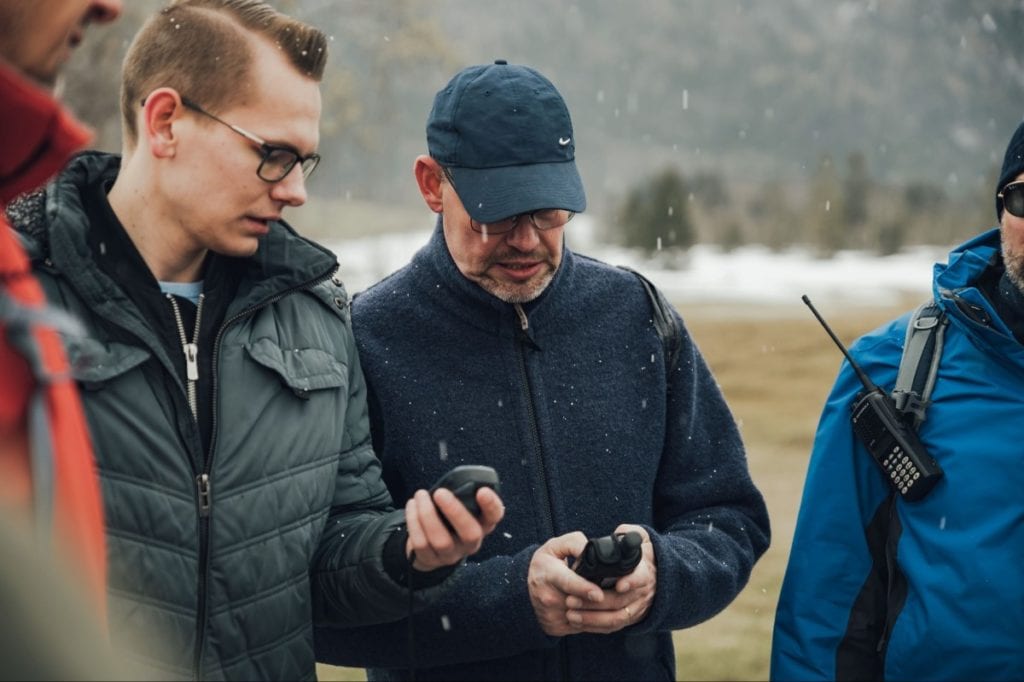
top-left (618, 265), bottom-right (682, 374)
top-left (891, 300), bottom-right (947, 428)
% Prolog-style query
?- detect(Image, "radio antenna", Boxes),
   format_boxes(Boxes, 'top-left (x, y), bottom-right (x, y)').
top-left (801, 295), bottom-right (880, 392)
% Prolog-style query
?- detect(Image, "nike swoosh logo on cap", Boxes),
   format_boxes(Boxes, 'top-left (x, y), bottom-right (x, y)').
top-left (559, 137), bottom-right (571, 146)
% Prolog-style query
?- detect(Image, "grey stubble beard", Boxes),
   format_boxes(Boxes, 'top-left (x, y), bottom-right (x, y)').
top-left (1001, 227), bottom-right (1024, 293)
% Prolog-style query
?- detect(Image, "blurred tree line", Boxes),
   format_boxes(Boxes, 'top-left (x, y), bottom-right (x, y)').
top-left (60, 0), bottom-right (1020, 252)
top-left (613, 152), bottom-right (996, 259)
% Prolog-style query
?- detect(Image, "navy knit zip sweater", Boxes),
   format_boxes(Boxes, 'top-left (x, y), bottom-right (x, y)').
top-left (315, 221), bottom-right (770, 681)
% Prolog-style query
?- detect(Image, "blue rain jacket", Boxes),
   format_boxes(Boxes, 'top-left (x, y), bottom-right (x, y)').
top-left (771, 229), bottom-right (1024, 681)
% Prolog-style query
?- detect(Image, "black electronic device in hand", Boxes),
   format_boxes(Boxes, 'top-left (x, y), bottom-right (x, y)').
top-left (802, 296), bottom-right (943, 501)
top-left (573, 531), bottom-right (643, 588)
top-left (429, 465), bottom-right (501, 529)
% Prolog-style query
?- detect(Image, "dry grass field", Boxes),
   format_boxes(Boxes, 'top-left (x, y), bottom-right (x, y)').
top-left (667, 301), bottom-right (909, 681)
top-left (317, 300), bottom-right (912, 682)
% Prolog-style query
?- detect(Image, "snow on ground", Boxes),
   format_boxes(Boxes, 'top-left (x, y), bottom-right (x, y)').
top-left (325, 215), bottom-right (946, 314)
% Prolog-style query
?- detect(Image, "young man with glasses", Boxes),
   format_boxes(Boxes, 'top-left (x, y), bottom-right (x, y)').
top-left (5, 2), bottom-right (503, 680)
top-left (314, 61), bottom-right (770, 681)
top-left (771, 121), bottom-right (1024, 680)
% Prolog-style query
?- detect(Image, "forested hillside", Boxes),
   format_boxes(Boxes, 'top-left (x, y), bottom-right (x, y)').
top-left (63, 0), bottom-right (1023, 248)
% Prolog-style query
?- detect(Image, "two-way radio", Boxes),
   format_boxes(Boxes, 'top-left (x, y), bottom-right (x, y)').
top-left (573, 531), bottom-right (643, 589)
top-left (802, 295), bottom-right (943, 502)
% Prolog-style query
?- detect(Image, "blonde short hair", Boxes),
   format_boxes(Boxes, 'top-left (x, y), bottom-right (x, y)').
top-left (120, 0), bottom-right (327, 146)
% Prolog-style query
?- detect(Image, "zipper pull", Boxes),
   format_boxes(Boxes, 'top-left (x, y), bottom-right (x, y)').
top-left (184, 343), bottom-right (199, 381)
top-left (197, 473), bottom-right (212, 517)
top-left (513, 303), bottom-right (529, 331)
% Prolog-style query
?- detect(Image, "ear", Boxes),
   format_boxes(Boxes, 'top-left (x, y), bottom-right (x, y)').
top-left (414, 155), bottom-right (444, 213)
top-left (140, 88), bottom-right (186, 160)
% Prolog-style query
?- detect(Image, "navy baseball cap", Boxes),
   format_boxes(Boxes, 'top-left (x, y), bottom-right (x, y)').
top-left (426, 60), bottom-right (586, 223)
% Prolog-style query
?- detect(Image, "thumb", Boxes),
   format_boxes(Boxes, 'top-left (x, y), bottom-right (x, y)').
top-left (545, 530), bottom-right (589, 560)
top-left (613, 524), bottom-right (650, 544)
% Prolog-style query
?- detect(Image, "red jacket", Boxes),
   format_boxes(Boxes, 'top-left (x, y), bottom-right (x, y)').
top-left (0, 62), bottom-right (107, 621)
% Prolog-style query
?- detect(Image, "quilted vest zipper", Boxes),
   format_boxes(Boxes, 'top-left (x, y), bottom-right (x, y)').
top-left (190, 266), bottom-right (336, 680)
top-left (166, 293), bottom-right (205, 419)
top-left (165, 292), bottom-right (214, 679)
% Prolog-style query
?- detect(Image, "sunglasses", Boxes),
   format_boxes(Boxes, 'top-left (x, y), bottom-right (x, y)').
top-left (998, 181), bottom-right (1024, 219)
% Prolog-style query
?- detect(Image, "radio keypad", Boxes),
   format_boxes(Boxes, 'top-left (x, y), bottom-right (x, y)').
top-left (882, 446), bottom-right (919, 493)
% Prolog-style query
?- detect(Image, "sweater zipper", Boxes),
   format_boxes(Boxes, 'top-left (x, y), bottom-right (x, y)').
top-left (512, 303), bottom-right (566, 680)
top-left (190, 266), bottom-right (336, 680)
top-left (511, 304), bottom-right (554, 535)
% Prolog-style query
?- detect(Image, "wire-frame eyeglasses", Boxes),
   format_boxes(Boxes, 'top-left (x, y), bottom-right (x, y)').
top-left (173, 97), bottom-right (321, 183)
top-left (440, 166), bottom-right (575, 235)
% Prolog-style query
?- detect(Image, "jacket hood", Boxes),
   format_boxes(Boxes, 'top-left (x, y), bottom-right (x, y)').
top-left (0, 63), bottom-right (91, 205)
top-left (934, 227), bottom-right (1024, 363)
top-left (933, 227), bottom-right (1000, 297)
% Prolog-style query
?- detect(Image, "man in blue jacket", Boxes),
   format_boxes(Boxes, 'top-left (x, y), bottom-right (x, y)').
top-left (314, 60), bottom-right (770, 681)
top-left (771, 121), bottom-right (1024, 680)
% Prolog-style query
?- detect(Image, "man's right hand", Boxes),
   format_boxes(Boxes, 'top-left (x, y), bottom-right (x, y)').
top-left (404, 486), bottom-right (505, 572)
top-left (527, 532), bottom-right (606, 636)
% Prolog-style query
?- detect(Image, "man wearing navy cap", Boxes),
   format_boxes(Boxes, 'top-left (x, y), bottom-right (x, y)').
top-left (771, 121), bottom-right (1024, 680)
top-left (314, 60), bottom-right (770, 681)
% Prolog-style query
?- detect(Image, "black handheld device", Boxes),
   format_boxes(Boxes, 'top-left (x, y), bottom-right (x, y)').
top-left (405, 466), bottom-right (500, 680)
top-left (429, 465), bottom-right (501, 529)
top-left (802, 295), bottom-right (943, 501)
top-left (573, 531), bottom-right (643, 588)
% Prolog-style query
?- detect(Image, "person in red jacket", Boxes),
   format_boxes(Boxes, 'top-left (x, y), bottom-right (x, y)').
top-left (0, 0), bottom-right (122, 618)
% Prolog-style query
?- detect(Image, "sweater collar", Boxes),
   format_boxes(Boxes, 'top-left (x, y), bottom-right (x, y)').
top-left (0, 63), bottom-right (91, 205)
top-left (417, 214), bottom-right (574, 331)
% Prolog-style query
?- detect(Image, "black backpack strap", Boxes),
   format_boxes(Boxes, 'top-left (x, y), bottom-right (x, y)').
top-left (618, 266), bottom-right (682, 375)
top-left (891, 300), bottom-right (947, 428)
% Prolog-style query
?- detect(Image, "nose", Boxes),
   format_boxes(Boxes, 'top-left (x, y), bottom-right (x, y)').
top-left (269, 164), bottom-right (308, 208)
top-left (503, 216), bottom-right (541, 251)
top-left (89, 0), bottom-right (123, 24)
